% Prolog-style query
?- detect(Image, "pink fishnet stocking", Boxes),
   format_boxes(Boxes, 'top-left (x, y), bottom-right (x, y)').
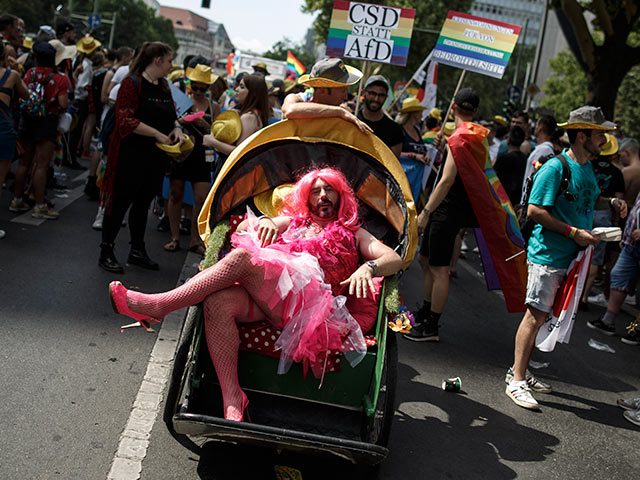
top-left (202, 288), bottom-right (256, 421)
top-left (126, 248), bottom-right (280, 320)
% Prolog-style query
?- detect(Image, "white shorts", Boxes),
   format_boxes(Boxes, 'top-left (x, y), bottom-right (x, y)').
top-left (525, 261), bottom-right (566, 313)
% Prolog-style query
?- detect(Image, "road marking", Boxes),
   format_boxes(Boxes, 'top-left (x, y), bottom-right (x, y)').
top-left (11, 170), bottom-right (89, 226)
top-left (107, 253), bottom-right (200, 480)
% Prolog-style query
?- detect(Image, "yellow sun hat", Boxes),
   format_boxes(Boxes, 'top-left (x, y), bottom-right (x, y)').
top-left (600, 133), bottom-right (619, 156)
top-left (298, 58), bottom-right (362, 88)
top-left (400, 97), bottom-right (427, 113)
top-left (211, 110), bottom-right (242, 145)
top-left (253, 184), bottom-right (295, 218)
top-left (168, 68), bottom-right (184, 83)
top-left (77, 35), bottom-right (101, 54)
top-left (156, 134), bottom-right (194, 156)
top-left (186, 64), bottom-right (218, 85)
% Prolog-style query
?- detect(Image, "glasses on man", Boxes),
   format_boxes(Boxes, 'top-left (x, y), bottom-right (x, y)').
top-left (365, 90), bottom-right (387, 99)
top-left (191, 85), bottom-right (208, 93)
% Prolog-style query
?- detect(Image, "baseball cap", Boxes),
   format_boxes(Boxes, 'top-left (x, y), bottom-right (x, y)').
top-left (453, 88), bottom-right (479, 112)
top-left (364, 74), bottom-right (390, 92)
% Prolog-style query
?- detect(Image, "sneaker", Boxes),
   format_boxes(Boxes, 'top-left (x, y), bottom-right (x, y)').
top-left (625, 295), bottom-right (637, 306)
top-left (617, 396), bottom-right (640, 410)
top-left (587, 292), bottom-right (608, 306)
top-left (505, 367), bottom-right (552, 393)
top-left (621, 324), bottom-right (640, 345)
top-left (32, 206), bottom-right (60, 220)
top-left (623, 408), bottom-right (640, 427)
top-left (460, 239), bottom-right (468, 253)
top-left (587, 318), bottom-right (616, 336)
top-left (157, 215), bottom-right (170, 232)
top-left (505, 380), bottom-right (540, 409)
top-left (403, 321), bottom-right (439, 342)
top-left (92, 208), bottom-right (104, 230)
top-left (0, 229), bottom-right (5, 239)
top-left (9, 199), bottom-right (30, 213)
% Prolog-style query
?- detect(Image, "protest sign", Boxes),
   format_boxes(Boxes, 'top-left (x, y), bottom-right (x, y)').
top-left (326, 1), bottom-right (415, 66)
top-left (433, 11), bottom-right (521, 79)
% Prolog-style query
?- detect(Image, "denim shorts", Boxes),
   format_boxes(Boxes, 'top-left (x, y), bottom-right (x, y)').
top-left (525, 261), bottom-right (566, 313)
top-left (610, 244), bottom-right (640, 293)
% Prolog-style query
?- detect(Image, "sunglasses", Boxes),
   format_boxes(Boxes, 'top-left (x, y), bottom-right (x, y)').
top-left (191, 85), bottom-right (208, 92)
top-left (365, 91), bottom-right (387, 99)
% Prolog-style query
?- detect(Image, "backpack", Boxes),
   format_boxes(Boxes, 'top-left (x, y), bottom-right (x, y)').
top-left (99, 75), bottom-right (141, 152)
top-left (517, 153), bottom-right (573, 245)
top-left (21, 68), bottom-right (56, 117)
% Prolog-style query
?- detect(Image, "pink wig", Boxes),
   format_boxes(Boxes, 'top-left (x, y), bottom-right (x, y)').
top-left (285, 167), bottom-right (360, 230)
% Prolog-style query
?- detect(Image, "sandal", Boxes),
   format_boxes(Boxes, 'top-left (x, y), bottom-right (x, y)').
top-left (164, 238), bottom-right (180, 252)
top-left (188, 243), bottom-right (205, 255)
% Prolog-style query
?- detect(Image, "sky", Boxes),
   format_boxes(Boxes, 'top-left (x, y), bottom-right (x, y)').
top-left (158, 0), bottom-right (315, 54)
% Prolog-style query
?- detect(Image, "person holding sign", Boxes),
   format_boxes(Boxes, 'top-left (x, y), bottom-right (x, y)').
top-left (281, 57), bottom-right (371, 134)
top-left (403, 88), bottom-right (481, 343)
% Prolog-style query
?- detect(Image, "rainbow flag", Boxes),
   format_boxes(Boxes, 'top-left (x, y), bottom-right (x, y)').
top-left (448, 122), bottom-right (527, 312)
top-left (326, 1), bottom-right (415, 66)
top-left (286, 51), bottom-right (306, 78)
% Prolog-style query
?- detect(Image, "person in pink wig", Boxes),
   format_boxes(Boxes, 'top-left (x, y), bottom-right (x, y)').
top-left (109, 167), bottom-right (402, 421)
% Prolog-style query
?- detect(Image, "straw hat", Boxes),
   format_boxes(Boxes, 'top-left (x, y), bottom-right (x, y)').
top-left (23, 36), bottom-right (34, 50)
top-left (168, 68), bottom-right (184, 83)
top-left (558, 106), bottom-right (616, 130)
top-left (443, 121), bottom-right (456, 137)
top-left (491, 115), bottom-right (507, 126)
top-left (77, 35), bottom-right (101, 54)
top-left (298, 58), bottom-right (362, 88)
top-left (186, 64), bottom-right (218, 85)
top-left (156, 134), bottom-right (194, 156)
top-left (428, 107), bottom-right (442, 121)
top-left (400, 97), bottom-right (426, 113)
top-left (252, 62), bottom-right (270, 75)
top-left (49, 39), bottom-right (77, 65)
top-left (254, 184), bottom-right (295, 218)
top-left (211, 110), bottom-right (242, 144)
top-left (600, 133), bottom-right (619, 156)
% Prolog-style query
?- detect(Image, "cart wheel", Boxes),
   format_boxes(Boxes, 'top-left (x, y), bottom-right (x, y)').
top-left (365, 331), bottom-right (398, 446)
top-left (163, 304), bottom-right (199, 436)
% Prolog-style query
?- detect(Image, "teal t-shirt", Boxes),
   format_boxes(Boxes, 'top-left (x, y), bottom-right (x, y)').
top-left (527, 149), bottom-right (599, 268)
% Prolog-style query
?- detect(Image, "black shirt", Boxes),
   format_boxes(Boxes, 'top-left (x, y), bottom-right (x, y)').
top-left (494, 150), bottom-right (527, 206)
top-left (357, 110), bottom-right (403, 150)
top-left (593, 158), bottom-right (625, 197)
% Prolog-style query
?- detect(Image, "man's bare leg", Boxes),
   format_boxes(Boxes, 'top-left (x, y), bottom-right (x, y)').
top-left (512, 306), bottom-right (548, 380)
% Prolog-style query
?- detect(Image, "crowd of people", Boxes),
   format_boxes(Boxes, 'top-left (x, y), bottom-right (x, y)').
top-left (1, 12), bottom-right (639, 428)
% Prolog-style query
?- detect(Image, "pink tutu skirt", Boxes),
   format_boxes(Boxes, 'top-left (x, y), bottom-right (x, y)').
top-left (231, 211), bottom-right (367, 379)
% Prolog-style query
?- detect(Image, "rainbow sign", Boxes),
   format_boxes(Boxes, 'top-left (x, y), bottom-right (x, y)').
top-left (433, 11), bottom-right (521, 79)
top-left (326, 1), bottom-right (415, 66)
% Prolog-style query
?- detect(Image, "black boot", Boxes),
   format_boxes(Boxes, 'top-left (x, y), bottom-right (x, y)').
top-left (128, 244), bottom-right (159, 270)
top-left (84, 175), bottom-right (99, 200)
top-left (99, 243), bottom-right (124, 273)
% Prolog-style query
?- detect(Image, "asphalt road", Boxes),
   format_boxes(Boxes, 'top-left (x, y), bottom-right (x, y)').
top-left (1, 167), bottom-right (639, 479)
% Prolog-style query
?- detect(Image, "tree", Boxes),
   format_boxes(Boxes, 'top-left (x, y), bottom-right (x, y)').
top-left (552, 0), bottom-right (640, 118)
top-left (615, 64), bottom-right (640, 139)
top-left (539, 49), bottom-right (587, 122)
top-left (0, 0), bottom-right (177, 51)
top-left (262, 37), bottom-right (315, 73)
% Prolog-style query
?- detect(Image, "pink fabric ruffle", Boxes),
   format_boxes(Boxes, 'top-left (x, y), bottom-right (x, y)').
top-left (231, 210), bottom-right (367, 379)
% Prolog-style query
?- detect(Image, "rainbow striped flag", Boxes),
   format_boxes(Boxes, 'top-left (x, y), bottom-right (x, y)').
top-left (448, 122), bottom-right (527, 312)
top-left (326, 1), bottom-right (415, 66)
top-left (286, 51), bottom-right (306, 78)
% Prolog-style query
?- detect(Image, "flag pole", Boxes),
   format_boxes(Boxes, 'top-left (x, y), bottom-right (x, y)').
top-left (387, 79), bottom-right (414, 112)
top-left (354, 60), bottom-right (368, 114)
top-left (440, 69), bottom-right (466, 130)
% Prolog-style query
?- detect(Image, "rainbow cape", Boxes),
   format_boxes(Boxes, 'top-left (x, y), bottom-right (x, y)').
top-left (286, 51), bottom-right (306, 78)
top-left (448, 122), bottom-right (527, 312)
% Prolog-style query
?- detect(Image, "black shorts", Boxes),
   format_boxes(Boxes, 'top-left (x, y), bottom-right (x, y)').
top-left (20, 114), bottom-right (59, 144)
top-left (170, 146), bottom-right (211, 184)
top-left (420, 205), bottom-right (477, 266)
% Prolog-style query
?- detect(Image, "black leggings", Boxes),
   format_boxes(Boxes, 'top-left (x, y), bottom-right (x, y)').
top-left (101, 183), bottom-right (158, 248)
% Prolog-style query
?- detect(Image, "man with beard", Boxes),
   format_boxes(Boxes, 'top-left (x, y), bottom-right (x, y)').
top-left (505, 106), bottom-right (627, 410)
top-left (0, 14), bottom-right (24, 69)
top-left (282, 57), bottom-right (371, 133)
top-left (356, 75), bottom-right (403, 157)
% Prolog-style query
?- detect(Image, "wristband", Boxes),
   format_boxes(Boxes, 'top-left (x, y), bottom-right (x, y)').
top-left (610, 197), bottom-right (616, 207)
top-left (256, 215), bottom-right (271, 222)
top-left (564, 224), bottom-right (573, 238)
top-left (569, 227), bottom-right (577, 239)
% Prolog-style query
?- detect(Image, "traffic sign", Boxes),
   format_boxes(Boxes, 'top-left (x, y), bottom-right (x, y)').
top-left (88, 14), bottom-right (101, 29)
top-left (507, 85), bottom-right (521, 102)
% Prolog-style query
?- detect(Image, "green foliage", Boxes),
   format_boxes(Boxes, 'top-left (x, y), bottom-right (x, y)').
top-left (0, 0), bottom-right (177, 51)
top-left (539, 50), bottom-right (587, 122)
top-left (615, 65), bottom-right (640, 140)
top-left (262, 37), bottom-right (315, 73)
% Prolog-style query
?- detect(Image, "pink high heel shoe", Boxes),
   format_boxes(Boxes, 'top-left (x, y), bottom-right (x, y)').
top-left (109, 281), bottom-right (160, 331)
top-left (225, 391), bottom-right (250, 422)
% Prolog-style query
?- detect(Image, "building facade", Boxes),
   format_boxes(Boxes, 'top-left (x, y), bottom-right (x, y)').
top-left (159, 6), bottom-right (234, 69)
top-left (470, 0), bottom-right (545, 46)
